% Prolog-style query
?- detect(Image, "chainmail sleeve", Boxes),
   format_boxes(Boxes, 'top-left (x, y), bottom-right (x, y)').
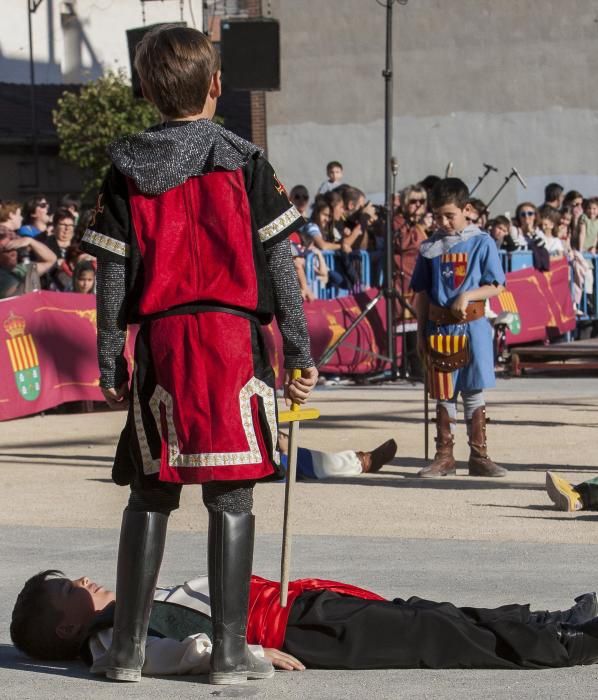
top-left (96, 259), bottom-right (129, 389)
top-left (266, 237), bottom-right (313, 369)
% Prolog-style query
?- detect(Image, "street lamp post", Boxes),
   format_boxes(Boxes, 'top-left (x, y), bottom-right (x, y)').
top-left (28, 0), bottom-right (44, 190)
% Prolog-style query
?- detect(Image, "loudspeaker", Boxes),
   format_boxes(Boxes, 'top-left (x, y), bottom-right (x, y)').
top-left (126, 22), bottom-right (187, 98)
top-left (220, 18), bottom-right (280, 91)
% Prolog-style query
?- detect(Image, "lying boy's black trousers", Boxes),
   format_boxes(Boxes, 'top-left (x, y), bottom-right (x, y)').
top-left (284, 591), bottom-right (571, 669)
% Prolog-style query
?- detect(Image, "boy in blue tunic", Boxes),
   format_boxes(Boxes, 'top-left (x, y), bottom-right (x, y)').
top-left (411, 178), bottom-right (507, 478)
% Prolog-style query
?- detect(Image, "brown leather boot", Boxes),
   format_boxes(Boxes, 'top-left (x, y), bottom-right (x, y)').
top-left (357, 439), bottom-right (398, 473)
top-left (417, 405), bottom-right (457, 478)
top-left (467, 406), bottom-right (507, 477)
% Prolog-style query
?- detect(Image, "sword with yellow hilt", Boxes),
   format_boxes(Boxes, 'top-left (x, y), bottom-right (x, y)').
top-left (278, 368), bottom-right (320, 607)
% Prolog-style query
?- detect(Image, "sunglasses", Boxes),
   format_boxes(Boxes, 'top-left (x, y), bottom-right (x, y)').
top-left (37, 202), bottom-right (49, 208)
top-left (408, 198), bottom-right (426, 205)
top-left (519, 210), bottom-right (535, 217)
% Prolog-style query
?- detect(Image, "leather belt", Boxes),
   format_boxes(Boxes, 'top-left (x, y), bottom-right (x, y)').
top-left (428, 300), bottom-right (485, 325)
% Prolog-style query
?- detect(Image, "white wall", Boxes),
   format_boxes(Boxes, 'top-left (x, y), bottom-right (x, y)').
top-left (0, 0), bottom-right (203, 84)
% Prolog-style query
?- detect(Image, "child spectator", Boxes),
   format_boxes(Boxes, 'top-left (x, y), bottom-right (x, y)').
top-left (563, 190), bottom-right (584, 232)
top-left (578, 197), bottom-right (598, 253)
top-left (301, 201), bottom-right (339, 251)
top-left (18, 195), bottom-right (51, 238)
top-left (0, 201), bottom-right (24, 231)
top-left (72, 260), bottom-right (96, 294)
top-left (317, 160), bottom-right (344, 194)
top-left (538, 205), bottom-right (564, 256)
top-left (489, 215), bottom-right (513, 251)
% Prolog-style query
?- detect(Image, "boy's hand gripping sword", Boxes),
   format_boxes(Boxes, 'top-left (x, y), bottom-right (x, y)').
top-left (278, 369), bottom-right (320, 607)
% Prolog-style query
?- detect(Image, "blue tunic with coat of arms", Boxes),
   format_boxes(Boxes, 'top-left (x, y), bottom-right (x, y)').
top-left (411, 226), bottom-right (506, 395)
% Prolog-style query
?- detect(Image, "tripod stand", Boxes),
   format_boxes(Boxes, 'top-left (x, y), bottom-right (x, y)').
top-left (316, 0), bottom-right (411, 378)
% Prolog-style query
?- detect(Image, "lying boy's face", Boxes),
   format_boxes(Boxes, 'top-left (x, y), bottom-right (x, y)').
top-left (46, 576), bottom-right (115, 640)
top-left (433, 203), bottom-right (472, 234)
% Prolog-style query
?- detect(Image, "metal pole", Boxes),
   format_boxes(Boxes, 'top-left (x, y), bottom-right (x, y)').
top-left (28, 0), bottom-right (40, 190)
top-left (383, 1), bottom-right (397, 380)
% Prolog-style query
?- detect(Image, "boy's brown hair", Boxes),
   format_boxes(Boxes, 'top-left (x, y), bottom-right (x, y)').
top-left (0, 200), bottom-right (22, 223)
top-left (134, 25), bottom-right (220, 119)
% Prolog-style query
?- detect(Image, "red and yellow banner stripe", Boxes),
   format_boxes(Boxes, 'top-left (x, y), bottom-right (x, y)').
top-left (441, 252), bottom-right (468, 264)
top-left (497, 290), bottom-right (518, 314)
top-left (5, 334), bottom-right (39, 373)
top-left (427, 334), bottom-right (467, 400)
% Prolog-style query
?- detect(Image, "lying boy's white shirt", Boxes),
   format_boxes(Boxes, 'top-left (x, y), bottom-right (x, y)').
top-left (89, 576), bottom-right (265, 676)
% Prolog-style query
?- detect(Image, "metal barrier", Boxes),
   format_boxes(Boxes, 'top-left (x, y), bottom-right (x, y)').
top-left (305, 250), bottom-right (371, 300)
top-left (304, 249), bottom-right (598, 333)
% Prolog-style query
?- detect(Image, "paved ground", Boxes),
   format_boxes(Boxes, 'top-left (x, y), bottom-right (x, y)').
top-left (1, 376), bottom-right (598, 699)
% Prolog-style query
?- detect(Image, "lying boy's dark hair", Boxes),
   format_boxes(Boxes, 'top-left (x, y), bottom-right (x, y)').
top-left (11, 569), bottom-right (79, 661)
top-left (430, 177), bottom-right (470, 210)
top-left (134, 24), bottom-right (220, 119)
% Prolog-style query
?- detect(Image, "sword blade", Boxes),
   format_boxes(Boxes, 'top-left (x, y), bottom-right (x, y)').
top-left (280, 419), bottom-right (300, 607)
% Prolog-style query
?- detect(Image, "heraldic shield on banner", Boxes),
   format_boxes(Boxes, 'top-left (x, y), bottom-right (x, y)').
top-left (3, 311), bottom-right (41, 401)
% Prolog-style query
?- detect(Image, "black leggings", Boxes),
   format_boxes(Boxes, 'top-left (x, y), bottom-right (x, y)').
top-left (127, 479), bottom-right (256, 516)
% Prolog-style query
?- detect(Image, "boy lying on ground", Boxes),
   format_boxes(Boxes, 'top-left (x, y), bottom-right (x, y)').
top-left (11, 569), bottom-right (598, 674)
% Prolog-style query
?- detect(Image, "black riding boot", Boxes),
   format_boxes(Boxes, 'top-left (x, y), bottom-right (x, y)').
top-left (105, 510), bottom-right (168, 682)
top-left (208, 511), bottom-right (274, 685)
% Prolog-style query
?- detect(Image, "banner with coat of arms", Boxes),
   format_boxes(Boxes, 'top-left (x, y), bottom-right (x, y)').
top-left (0, 259), bottom-right (577, 421)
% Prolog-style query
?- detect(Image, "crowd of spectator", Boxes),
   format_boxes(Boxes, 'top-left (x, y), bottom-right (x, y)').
top-left (0, 195), bottom-right (96, 300)
top-left (289, 165), bottom-right (598, 316)
top-left (2, 172), bottom-right (597, 322)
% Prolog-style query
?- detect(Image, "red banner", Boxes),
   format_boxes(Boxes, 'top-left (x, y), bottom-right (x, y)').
top-left (0, 259), bottom-right (576, 421)
top-left (489, 257), bottom-right (575, 344)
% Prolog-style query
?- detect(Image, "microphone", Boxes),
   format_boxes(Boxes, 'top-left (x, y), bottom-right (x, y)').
top-left (445, 162), bottom-right (453, 177)
top-left (511, 166), bottom-right (527, 189)
top-left (391, 157), bottom-right (399, 177)
top-left (483, 162), bottom-right (498, 173)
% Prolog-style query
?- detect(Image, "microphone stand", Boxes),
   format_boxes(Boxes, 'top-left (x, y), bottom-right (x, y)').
top-left (317, 1), bottom-right (414, 375)
top-left (484, 167), bottom-right (527, 213)
top-left (469, 163), bottom-right (498, 195)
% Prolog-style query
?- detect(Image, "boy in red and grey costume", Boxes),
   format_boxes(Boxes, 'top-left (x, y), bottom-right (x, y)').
top-left (80, 25), bottom-right (317, 686)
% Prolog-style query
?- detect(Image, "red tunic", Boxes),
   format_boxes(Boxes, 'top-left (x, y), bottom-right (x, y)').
top-left (82, 146), bottom-right (303, 485)
top-left (247, 575), bottom-right (386, 650)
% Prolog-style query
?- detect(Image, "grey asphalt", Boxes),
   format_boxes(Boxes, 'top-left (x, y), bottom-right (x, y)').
top-left (2, 526), bottom-right (598, 699)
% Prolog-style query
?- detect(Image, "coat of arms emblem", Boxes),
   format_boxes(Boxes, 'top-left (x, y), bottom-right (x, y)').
top-left (3, 311), bottom-right (41, 401)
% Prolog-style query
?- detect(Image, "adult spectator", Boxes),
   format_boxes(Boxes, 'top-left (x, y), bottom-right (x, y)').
top-left (341, 187), bottom-right (375, 252)
top-left (0, 201), bottom-right (23, 232)
top-left (317, 160), bottom-right (344, 194)
top-left (289, 185), bottom-right (310, 218)
top-left (59, 194), bottom-right (81, 224)
top-left (0, 225), bottom-right (57, 299)
top-left (18, 195), bottom-right (51, 238)
top-left (510, 202), bottom-right (549, 270)
top-left (392, 185), bottom-right (428, 376)
top-left (510, 202), bottom-right (546, 249)
top-left (563, 190), bottom-right (584, 232)
top-left (542, 182), bottom-right (564, 210)
top-left (557, 206), bottom-right (574, 247)
top-left (40, 208), bottom-right (77, 290)
top-left (578, 198), bottom-right (598, 254)
top-left (538, 206), bottom-right (564, 256)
